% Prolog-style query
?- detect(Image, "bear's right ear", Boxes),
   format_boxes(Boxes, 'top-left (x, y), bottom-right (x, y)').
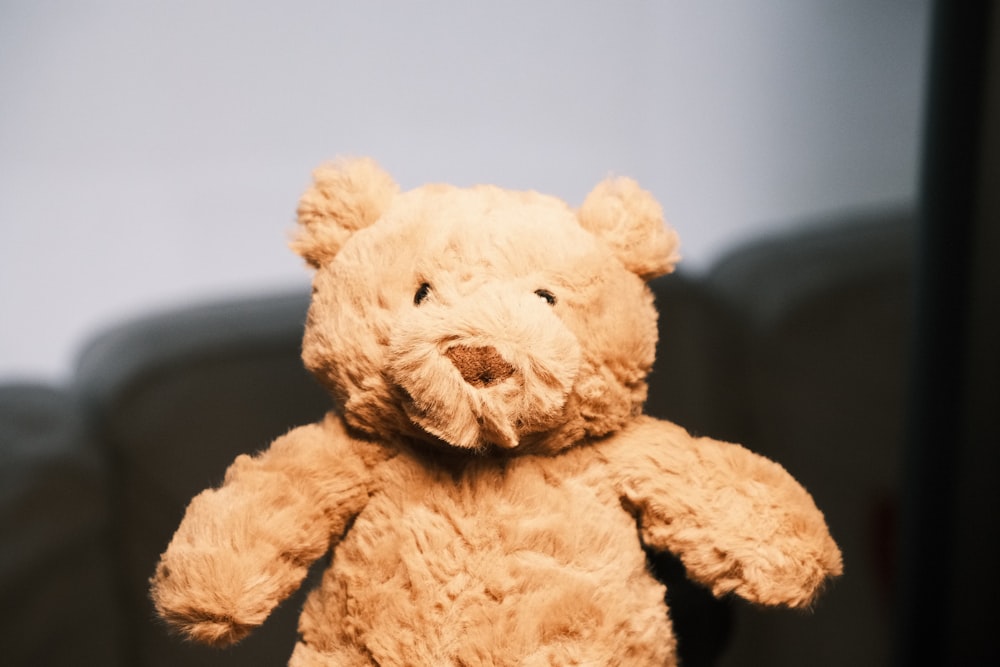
top-left (292, 157), bottom-right (399, 268)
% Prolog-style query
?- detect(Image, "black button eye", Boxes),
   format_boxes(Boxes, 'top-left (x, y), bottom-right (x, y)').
top-left (414, 282), bottom-right (432, 305)
top-left (535, 289), bottom-right (557, 306)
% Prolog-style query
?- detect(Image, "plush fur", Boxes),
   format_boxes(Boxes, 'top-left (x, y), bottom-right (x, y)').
top-left (151, 158), bottom-right (842, 665)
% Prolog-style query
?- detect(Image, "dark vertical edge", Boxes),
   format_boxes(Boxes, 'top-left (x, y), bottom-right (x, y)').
top-left (895, 1), bottom-right (998, 665)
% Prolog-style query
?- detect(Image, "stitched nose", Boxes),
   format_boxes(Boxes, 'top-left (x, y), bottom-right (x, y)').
top-left (446, 345), bottom-right (515, 387)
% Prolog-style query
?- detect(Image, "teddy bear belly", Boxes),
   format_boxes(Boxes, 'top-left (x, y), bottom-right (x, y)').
top-left (296, 462), bottom-right (675, 665)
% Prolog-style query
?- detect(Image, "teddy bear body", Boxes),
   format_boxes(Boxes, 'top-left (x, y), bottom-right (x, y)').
top-left (292, 422), bottom-right (672, 666)
top-left (151, 159), bottom-right (842, 666)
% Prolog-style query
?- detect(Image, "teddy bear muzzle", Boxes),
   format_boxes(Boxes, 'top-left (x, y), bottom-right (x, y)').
top-left (445, 344), bottom-right (515, 388)
top-left (385, 285), bottom-right (583, 452)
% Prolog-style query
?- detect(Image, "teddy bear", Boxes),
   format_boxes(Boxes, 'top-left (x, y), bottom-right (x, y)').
top-left (150, 157), bottom-right (842, 666)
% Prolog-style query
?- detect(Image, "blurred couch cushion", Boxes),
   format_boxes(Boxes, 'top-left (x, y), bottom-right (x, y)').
top-left (74, 291), bottom-right (331, 667)
top-left (705, 209), bottom-right (914, 667)
top-left (0, 384), bottom-right (124, 666)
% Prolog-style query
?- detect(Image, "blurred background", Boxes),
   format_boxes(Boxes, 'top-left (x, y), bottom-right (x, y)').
top-left (14, 2), bottom-right (997, 667)
top-left (0, 1), bottom-right (929, 382)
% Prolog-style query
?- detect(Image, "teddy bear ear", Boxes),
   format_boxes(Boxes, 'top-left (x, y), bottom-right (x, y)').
top-left (291, 157), bottom-right (400, 268)
top-left (577, 176), bottom-right (681, 280)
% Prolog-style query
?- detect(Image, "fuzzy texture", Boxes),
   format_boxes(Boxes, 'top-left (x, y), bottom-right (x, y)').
top-left (293, 157), bottom-right (400, 268)
top-left (577, 176), bottom-right (681, 280)
top-left (151, 158), bottom-right (842, 665)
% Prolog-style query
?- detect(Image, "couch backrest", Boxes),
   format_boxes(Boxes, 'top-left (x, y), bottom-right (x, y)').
top-left (75, 292), bottom-right (330, 666)
top-left (705, 210), bottom-right (914, 667)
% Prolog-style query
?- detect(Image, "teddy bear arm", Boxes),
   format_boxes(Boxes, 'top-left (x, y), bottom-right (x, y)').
top-left (151, 414), bottom-right (386, 646)
top-left (612, 417), bottom-right (843, 609)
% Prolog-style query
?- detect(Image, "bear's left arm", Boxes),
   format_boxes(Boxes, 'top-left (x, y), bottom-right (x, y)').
top-left (606, 416), bottom-right (843, 608)
top-left (150, 412), bottom-right (391, 646)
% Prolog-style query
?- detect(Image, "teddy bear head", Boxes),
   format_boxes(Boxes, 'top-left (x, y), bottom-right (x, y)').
top-left (292, 158), bottom-right (680, 455)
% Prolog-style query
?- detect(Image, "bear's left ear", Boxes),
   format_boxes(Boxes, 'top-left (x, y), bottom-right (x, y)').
top-left (292, 157), bottom-right (399, 268)
top-left (577, 176), bottom-right (681, 280)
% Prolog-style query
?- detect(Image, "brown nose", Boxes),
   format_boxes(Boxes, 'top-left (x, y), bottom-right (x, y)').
top-left (445, 345), bottom-right (515, 387)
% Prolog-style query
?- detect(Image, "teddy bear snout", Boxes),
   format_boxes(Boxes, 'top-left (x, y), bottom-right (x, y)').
top-left (445, 344), bottom-right (515, 388)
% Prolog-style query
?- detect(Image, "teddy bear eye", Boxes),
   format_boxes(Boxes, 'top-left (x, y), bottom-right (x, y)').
top-left (534, 289), bottom-right (557, 306)
top-left (414, 282), bottom-right (432, 305)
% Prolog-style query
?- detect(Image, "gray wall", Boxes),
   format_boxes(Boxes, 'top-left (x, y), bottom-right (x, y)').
top-left (0, 1), bottom-right (929, 381)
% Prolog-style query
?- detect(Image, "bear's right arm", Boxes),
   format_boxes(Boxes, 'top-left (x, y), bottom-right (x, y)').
top-left (149, 412), bottom-right (391, 646)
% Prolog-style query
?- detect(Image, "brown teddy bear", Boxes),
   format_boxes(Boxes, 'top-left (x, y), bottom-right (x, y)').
top-left (151, 158), bottom-right (842, 666)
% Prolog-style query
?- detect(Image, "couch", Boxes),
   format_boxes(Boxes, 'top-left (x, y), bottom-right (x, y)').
top-left (0, 209), bottom-right (913, 666)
